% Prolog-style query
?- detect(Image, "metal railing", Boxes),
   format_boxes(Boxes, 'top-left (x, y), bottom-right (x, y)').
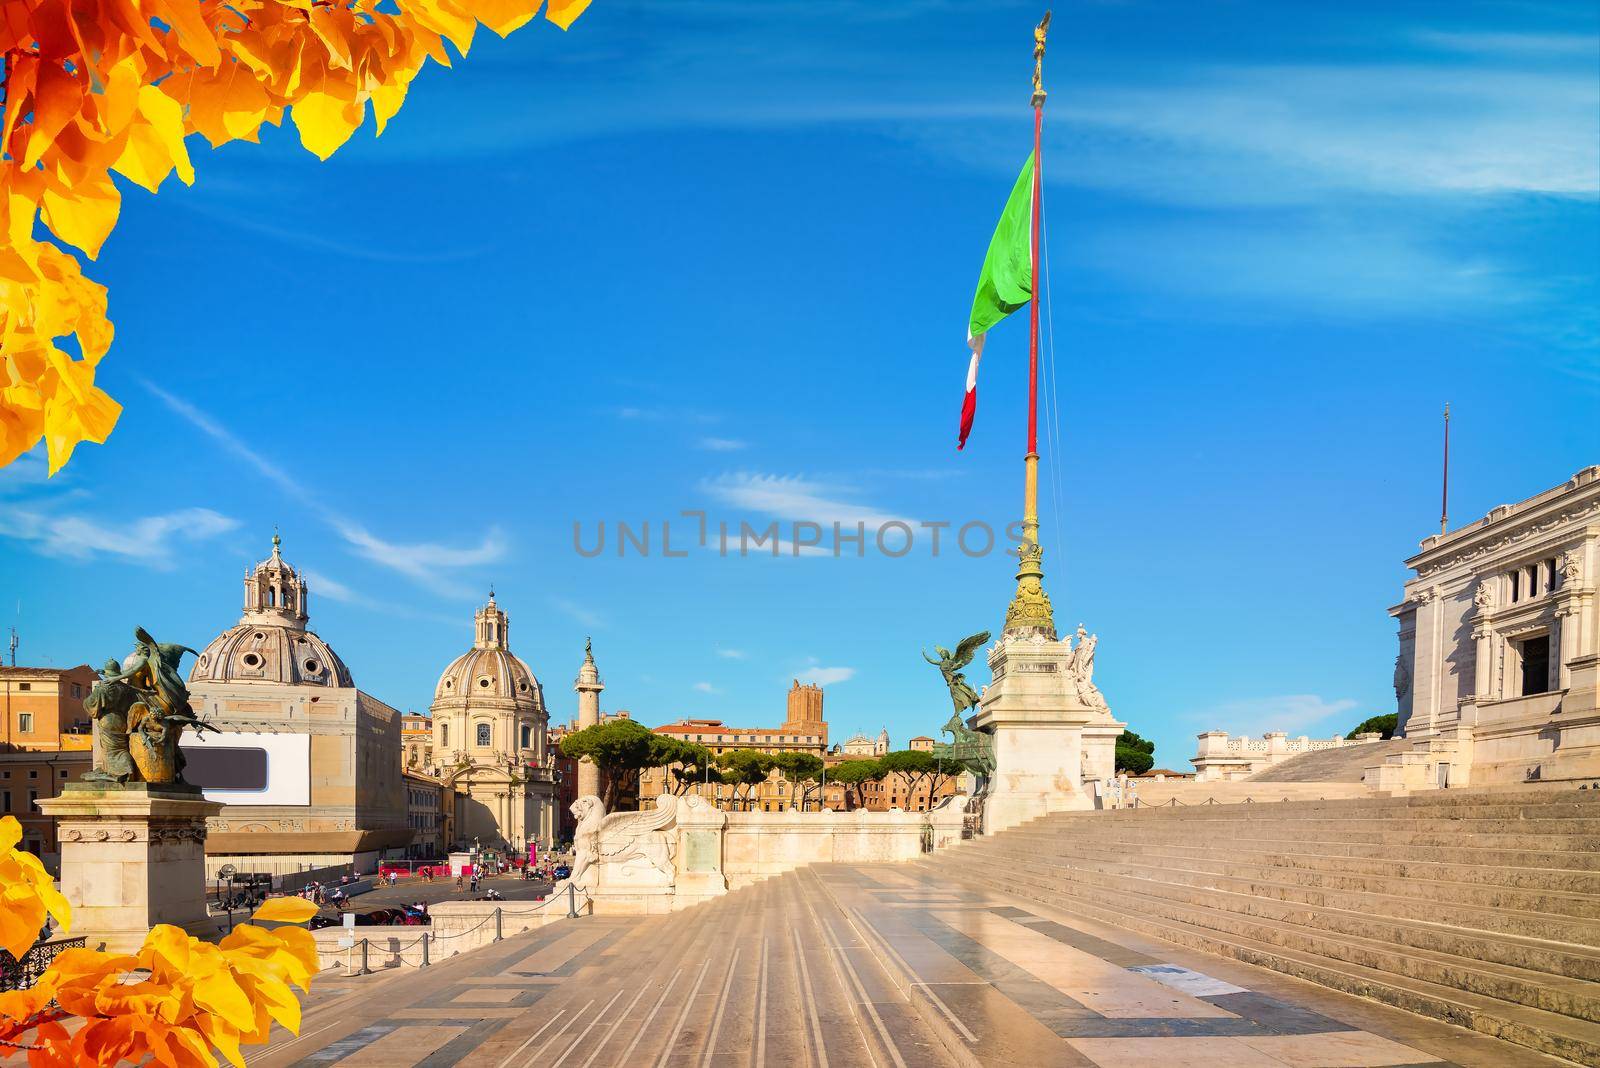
top-left (338, 882), bottom-right (589, 977)
top-left (0, 937), bottom-right (85, 993)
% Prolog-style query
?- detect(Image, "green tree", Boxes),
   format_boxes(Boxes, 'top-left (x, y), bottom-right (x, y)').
top-left (1115, 730), bottom-right (1156, 775)
top-left (559, 719), bottom-right (671, 811)
top-left (716, 750), bottom-right (776, 811)
top-left (827, 759), bottom-right (885, 810)
top-left (1347, 713), bottom-right (1399, 740)
top-left (772, 751), bottom-right (825, 809)
top-left (662, 740), bottom-right (718, 795)
top-left (876, 750), bottom-right (965, 809)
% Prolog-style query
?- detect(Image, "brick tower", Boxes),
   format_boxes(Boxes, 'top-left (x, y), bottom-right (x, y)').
top-left (782, 680), bottom-right (828, 745)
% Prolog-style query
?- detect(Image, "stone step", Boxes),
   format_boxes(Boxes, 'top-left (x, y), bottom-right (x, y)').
top-left (1006, 821), bottom-right (1600, 858)
top-left (1075, 789), bottom-right (1600, 821)
top-left (949, 841), bottom-right (1600, 982)
top-left (1076, 804), bottom-right (1600, 827)
top-left (967, 838), bottom-right (1600, 919)
top-left (1046, 836), bottom-right (1600, 896)
top-left (935, 857), bottom-right (1600, 1024)
top-left (972, 831), bottom-right (1600, 920)
top-left (1010, 816), bottom-right (1600, 847)
top-left (923, 859), bottom-right (1600, 1066)
top-left (1004, 826), bottom-right (1600, 871)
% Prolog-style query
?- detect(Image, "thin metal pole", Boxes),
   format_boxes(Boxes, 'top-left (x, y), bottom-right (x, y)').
top-left (1440, 403), bottom-right (1451, 535)
top-left (421, 932), bottom-right (430, 967)
top-left (494, 907), bottom-right (503, 942)
top-left (359, 938), bottom-right (369, 976)
top-left (567, 882), bottom-right (578, 918)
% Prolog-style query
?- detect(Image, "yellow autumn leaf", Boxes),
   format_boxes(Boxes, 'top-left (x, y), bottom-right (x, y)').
top-left (113, 87), bottom-right (197, 193)
top-left (292, 90), bottom-right (367, 159)
top-left (545, 0), bottom-right (591, 30)
top-left (249, 897), bottom-right (320, 925)
top-left (40, 174), bottom-right (122, 259)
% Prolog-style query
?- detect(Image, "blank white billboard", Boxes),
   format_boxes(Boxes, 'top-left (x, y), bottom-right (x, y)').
top-left (179, 731), bottom-right (311, 806)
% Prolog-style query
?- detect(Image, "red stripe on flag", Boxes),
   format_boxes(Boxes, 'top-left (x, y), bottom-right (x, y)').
top-left (958, 387), bottom-right (976, 450)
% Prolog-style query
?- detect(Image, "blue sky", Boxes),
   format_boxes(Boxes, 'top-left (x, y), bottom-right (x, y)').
top-left (2, 0), bottom-right (1596, 772)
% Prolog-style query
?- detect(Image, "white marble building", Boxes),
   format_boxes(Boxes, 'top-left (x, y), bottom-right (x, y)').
top-left (1375, 465), bottom-right (1599, 788)
top-left (428, 593), bottom-right (558, 851)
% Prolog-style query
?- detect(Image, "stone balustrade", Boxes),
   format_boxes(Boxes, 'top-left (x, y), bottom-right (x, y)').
top-left (575, 792), bottom-right (968, 915)
top-left (1192, 729), bottom-right (1382, 782)
top-left (311, 891), bottom-right (589, 975)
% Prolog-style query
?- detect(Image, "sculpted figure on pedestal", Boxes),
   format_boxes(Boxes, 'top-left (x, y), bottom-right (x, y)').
top-left (83, 627), bottom-right (217, 786)
top-left (924, 632), bottom-right (995, 776)
top-left (1068, 623), bottom-right (1109, 712)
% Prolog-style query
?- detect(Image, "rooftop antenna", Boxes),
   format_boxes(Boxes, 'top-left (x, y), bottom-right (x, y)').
top-left (7, 627), bottom-right (16, 668)
top-left (1440, 403), bottom-right (1451, 535)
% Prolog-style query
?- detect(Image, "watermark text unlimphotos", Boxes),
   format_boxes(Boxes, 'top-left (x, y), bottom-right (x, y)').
top-left (573, 512), bottom-right (1024, 559)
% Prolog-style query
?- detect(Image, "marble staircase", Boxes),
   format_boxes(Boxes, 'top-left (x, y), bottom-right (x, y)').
top-left (462, 863), bottom-right (957, 1067)
top-left (925, 785), bottom-right (1600, 1065)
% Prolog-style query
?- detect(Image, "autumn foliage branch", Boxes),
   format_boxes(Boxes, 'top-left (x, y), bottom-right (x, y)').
top-left (0, 815), bottom-right (326, 1066)
top-left (0, 0), bottom-right (590, 475)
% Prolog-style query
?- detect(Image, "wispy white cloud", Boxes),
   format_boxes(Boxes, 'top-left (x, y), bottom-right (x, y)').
top-left (336, 522), bottom-right (505, 597)
top-left (715, 648), bottom-right (747, 660)
top-left (549, 595), bottom-right (603, 628)
top-left (1411, 30), bottom-right (1596, 57)
top-left (1186, 694), bottom-right (1361, 738)
top-left (0, 449), bottom-right (52, 496)
top-left (1036, 66), bottom-right (1597, 205)
top-left (616, 406), bottom-right (720, 424)
top-left (703, 472), bottom-right (910, 529)
top-left (300, 568), bottom-right (356, 603)
top-left (145, 383), bottom-right (507, 596)
top-left (794, 659), bottom-right (856, 686)
top-left (698, 437), bottom-right (748, 452)
top-left (692, 681), bottom-right (721, 694)
top-left (0, 506), bottom-right (239, 569)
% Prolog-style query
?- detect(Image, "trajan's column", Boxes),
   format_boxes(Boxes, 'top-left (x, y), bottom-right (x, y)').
top-left (574, 640), bottom-right (603, 798)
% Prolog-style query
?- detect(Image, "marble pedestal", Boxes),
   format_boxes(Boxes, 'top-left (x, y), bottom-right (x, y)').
top-left (974, 635), bottom-right (1096, 834)
top-left (36, 784), bottom-right (223, 952)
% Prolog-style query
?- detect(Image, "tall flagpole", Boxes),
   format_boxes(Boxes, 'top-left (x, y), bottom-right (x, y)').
top-left (1440, 402), bottom-right (1451, 535)
top-left (1005, 10), bottom-right (1058, 641)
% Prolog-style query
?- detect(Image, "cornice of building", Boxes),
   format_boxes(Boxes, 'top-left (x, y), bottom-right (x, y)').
top-left (1407, 465), bottom-right (1600, 578)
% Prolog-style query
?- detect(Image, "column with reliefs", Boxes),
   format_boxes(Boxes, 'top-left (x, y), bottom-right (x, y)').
top-left (574, 640), bottom-right (603, 801)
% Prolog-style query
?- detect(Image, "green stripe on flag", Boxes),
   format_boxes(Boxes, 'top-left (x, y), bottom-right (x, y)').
top-left (968, 151), bottom-right (1034, 342)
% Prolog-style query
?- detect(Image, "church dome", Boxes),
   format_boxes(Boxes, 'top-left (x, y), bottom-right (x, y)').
top-left (188, 534), bottom-right (354, 688)
top-left (431, 594), bottom-right (544, 711)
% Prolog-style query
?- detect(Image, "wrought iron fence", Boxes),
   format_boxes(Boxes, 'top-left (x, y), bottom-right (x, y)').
top-left (0, 937), bottom-right (86, 993)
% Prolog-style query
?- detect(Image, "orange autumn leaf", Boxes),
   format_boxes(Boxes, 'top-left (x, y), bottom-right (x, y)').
top-left (0, 0), bottom-right (594, 475)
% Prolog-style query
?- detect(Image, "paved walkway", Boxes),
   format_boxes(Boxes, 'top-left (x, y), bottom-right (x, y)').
top-left (256, 865), bottom-right (1575, 1068)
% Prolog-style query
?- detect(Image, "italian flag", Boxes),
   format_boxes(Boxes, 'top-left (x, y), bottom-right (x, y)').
top-left (959, 151), bottom-right (1035, 450)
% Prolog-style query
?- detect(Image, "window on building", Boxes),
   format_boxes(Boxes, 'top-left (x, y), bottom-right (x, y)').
top-left (521, 725), bottom-right (532, 749)
top-left (1547, 558), bottom-right (1558, 592)
top-left (1520, 635), bottom-right (1551, 697)
top-left (1, 792), bottom-right (9, 812)
top-left (477, 723), bottom-right (491, 747)
top-left (17, 714), bottom-right (31, 733)
top-left (27, 790), bottom-right (37, 807)
top-left (16, 683), bottom-right (29, 692)
top-left (27, 770), bottom-right (36, 779)
top-left (440, 724), bottom-right (449, 746)
top-left (1510, 570), bottom-right (1521, 603)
